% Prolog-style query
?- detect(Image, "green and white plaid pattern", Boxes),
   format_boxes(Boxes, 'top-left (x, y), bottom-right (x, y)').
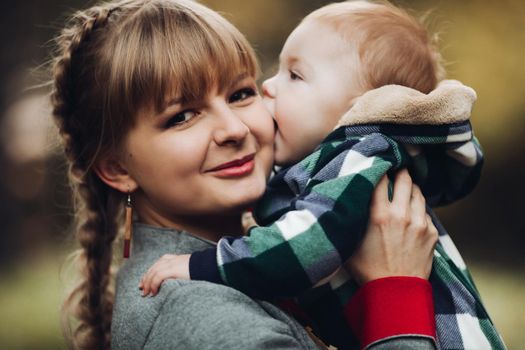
top-left (216, 122), bottom-right (505, 349)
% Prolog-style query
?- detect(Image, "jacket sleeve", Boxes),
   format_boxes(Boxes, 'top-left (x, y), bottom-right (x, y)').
top-left (368, 338), bottom-right (436, 350)
top-left (345, 277), bottom-right (437, 350)
top-left (407, 132), bottom-right (483, 207)
top-left (295, 271), bottom-right (436, 350)
top-left (190, 134), bottom-right (405, 298)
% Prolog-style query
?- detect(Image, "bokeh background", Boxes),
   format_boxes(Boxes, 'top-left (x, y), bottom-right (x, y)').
top-left (0, 0), bottom-right (523, 348)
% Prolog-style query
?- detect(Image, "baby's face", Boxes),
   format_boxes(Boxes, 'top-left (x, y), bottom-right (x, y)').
top-left (262, 19), bottom-right (364, 166)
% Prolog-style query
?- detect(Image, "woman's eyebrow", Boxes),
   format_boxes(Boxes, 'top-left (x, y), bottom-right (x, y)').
top-left (231, 72), bottom-right (250, 86)
top-left (163, 97), bottom-right (183, 111)
top-left (162, 73), bottom-right (251, 111)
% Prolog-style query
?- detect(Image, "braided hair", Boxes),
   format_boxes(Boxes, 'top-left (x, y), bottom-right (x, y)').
top-left (52, 4), bottom-right (122, 349)
top-left (50, 0), bottom-right (259, 348)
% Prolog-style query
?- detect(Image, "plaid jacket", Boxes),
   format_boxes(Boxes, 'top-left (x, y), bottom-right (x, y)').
top-left (189, 121), bottom-right (506, 350)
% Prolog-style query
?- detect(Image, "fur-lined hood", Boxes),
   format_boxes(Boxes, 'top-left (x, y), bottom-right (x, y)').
top-left (336, 79), bottom-right (477, 128)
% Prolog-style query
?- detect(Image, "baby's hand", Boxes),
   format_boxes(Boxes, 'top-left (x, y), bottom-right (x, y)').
top-left (139, 254), bottom-right (191, 296)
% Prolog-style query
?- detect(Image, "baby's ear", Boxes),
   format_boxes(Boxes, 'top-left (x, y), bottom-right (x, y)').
top-left (94, 154), bottom-right (137, 193)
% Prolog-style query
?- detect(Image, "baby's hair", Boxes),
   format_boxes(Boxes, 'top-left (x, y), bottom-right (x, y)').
top-left (305, 0), bottom-right (445, 93)
top-left (50, 0), bottom-right (258, 348)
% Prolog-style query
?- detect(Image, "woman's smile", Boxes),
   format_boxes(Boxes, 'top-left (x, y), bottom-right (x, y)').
top-left (205, 153), bottom-right (255, 178)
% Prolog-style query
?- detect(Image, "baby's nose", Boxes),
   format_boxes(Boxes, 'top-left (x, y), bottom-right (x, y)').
top-left (261, 76), bottom-right (276, 98)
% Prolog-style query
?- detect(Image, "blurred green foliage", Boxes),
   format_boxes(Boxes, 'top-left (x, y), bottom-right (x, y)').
top-left (0, 251), bottom-right (67, 349)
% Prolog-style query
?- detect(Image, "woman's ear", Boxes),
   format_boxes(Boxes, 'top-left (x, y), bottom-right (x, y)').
top-left (94, 156), bottom-right (138, 193)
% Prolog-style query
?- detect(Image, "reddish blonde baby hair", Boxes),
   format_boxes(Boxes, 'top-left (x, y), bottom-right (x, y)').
top-left (305, 0), bottom-right (445, 93)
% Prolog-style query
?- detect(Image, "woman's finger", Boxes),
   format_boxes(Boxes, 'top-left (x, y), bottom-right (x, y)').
top-left (369, 176), bottom-right (390, 221)
top-left (409, 184), bottom-right (427, 228)
top-left (391, 169), bottom-right (413, 211)
top-left (372, 175), bottom-right (390, 207)
top-left (426, 215), bottom-right (439, 245)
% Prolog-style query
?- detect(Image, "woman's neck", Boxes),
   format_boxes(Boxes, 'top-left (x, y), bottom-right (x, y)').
top-left (135, 205), bottom-right (244, 242)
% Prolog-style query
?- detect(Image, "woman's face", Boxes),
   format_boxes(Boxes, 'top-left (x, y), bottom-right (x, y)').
top-left (122, 75), bottom-right (275, 228)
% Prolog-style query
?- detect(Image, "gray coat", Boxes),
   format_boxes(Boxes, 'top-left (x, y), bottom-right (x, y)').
top-left (111, 224), bottom-right (435, 350)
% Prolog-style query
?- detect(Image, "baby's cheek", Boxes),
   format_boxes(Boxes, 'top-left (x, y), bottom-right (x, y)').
top-left (274, 137), bottom-right (298, 166)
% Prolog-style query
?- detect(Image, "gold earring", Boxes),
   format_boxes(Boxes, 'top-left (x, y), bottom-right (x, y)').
top-left (123, 191), bottom-right (133, 258)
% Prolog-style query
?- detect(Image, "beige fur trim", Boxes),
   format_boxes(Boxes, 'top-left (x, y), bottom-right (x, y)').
top-left (335, 80), bottom-right (477, 128)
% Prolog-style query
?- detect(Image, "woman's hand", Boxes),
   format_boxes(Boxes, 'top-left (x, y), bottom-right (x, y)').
top-left (139, 254), bottom-right (191, 296)
top-left (346, 169), bottom-right (438, 285)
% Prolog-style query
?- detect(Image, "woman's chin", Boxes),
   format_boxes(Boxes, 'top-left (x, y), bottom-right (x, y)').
top-left (222, 185), bottom-right (264, 212)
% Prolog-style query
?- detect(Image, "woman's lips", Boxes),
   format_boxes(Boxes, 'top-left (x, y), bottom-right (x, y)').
top-left (207, 154), bottom-right (255, 178)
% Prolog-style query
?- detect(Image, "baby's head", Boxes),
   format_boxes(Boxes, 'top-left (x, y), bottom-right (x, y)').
top-left (263, 0), bottom-right (444, 165)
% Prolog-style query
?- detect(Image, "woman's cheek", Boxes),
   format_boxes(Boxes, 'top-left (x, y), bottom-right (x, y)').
top-left (248, 101), bottom-right (275, 147)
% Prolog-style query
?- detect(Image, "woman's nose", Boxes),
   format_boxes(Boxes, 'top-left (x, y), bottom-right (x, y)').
top-left (213, 106), bottom-right (250, 146)
top-left (262, 76), bottom-right (276, 98)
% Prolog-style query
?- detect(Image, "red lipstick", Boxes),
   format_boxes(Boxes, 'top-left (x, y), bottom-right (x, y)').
top-left (207, 154), bottom-right (255, 178)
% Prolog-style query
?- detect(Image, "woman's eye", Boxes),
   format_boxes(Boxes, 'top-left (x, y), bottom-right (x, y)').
top-left (289, 70), bottom-right (302, 81)
top-left (229, 88), bottom-right (256, 103)
top-left (165, 110), bottom-right (199, 128)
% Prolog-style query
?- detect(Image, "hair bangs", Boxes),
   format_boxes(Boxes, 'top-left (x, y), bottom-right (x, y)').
top-left (105, 1), bottom-right (258, 124)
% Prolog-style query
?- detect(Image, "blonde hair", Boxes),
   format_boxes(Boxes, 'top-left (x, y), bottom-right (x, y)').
top-left (305, 0), bottom-right (445, 93)
top-left (50, 0), bottom-right (258, 348)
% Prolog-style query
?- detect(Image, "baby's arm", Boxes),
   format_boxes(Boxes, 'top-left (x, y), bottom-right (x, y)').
top-left (140, 133), bottom-right (401, 298)
top-left (191, 134), bottom-right (408, 298)
top-left (139, 130), bottom-right (482, 298)
top-left (406, 130), bottom-right (483, 207)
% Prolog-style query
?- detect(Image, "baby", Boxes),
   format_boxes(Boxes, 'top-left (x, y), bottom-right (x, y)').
top-left (140, 1), bottom-right (505, 349)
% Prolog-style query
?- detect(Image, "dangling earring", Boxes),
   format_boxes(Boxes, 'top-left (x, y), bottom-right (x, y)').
top-left (123, 191), bottom-right (133, 258)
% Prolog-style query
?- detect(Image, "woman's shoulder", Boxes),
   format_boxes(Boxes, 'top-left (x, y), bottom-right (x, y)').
top-left (112, 263), bottom-right (318, 350)
top-left (111, 258), bottom-right (219, 349)
top-left (144, 280), bottom-right (319, 350)
top-left (111, 256), bottom-right (170, 349)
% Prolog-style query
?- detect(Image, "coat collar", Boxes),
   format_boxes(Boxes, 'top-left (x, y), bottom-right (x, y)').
top-left (131, 223), bottom-right (216, 256)
top-left (335, 79), bottom-right (477, 129)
